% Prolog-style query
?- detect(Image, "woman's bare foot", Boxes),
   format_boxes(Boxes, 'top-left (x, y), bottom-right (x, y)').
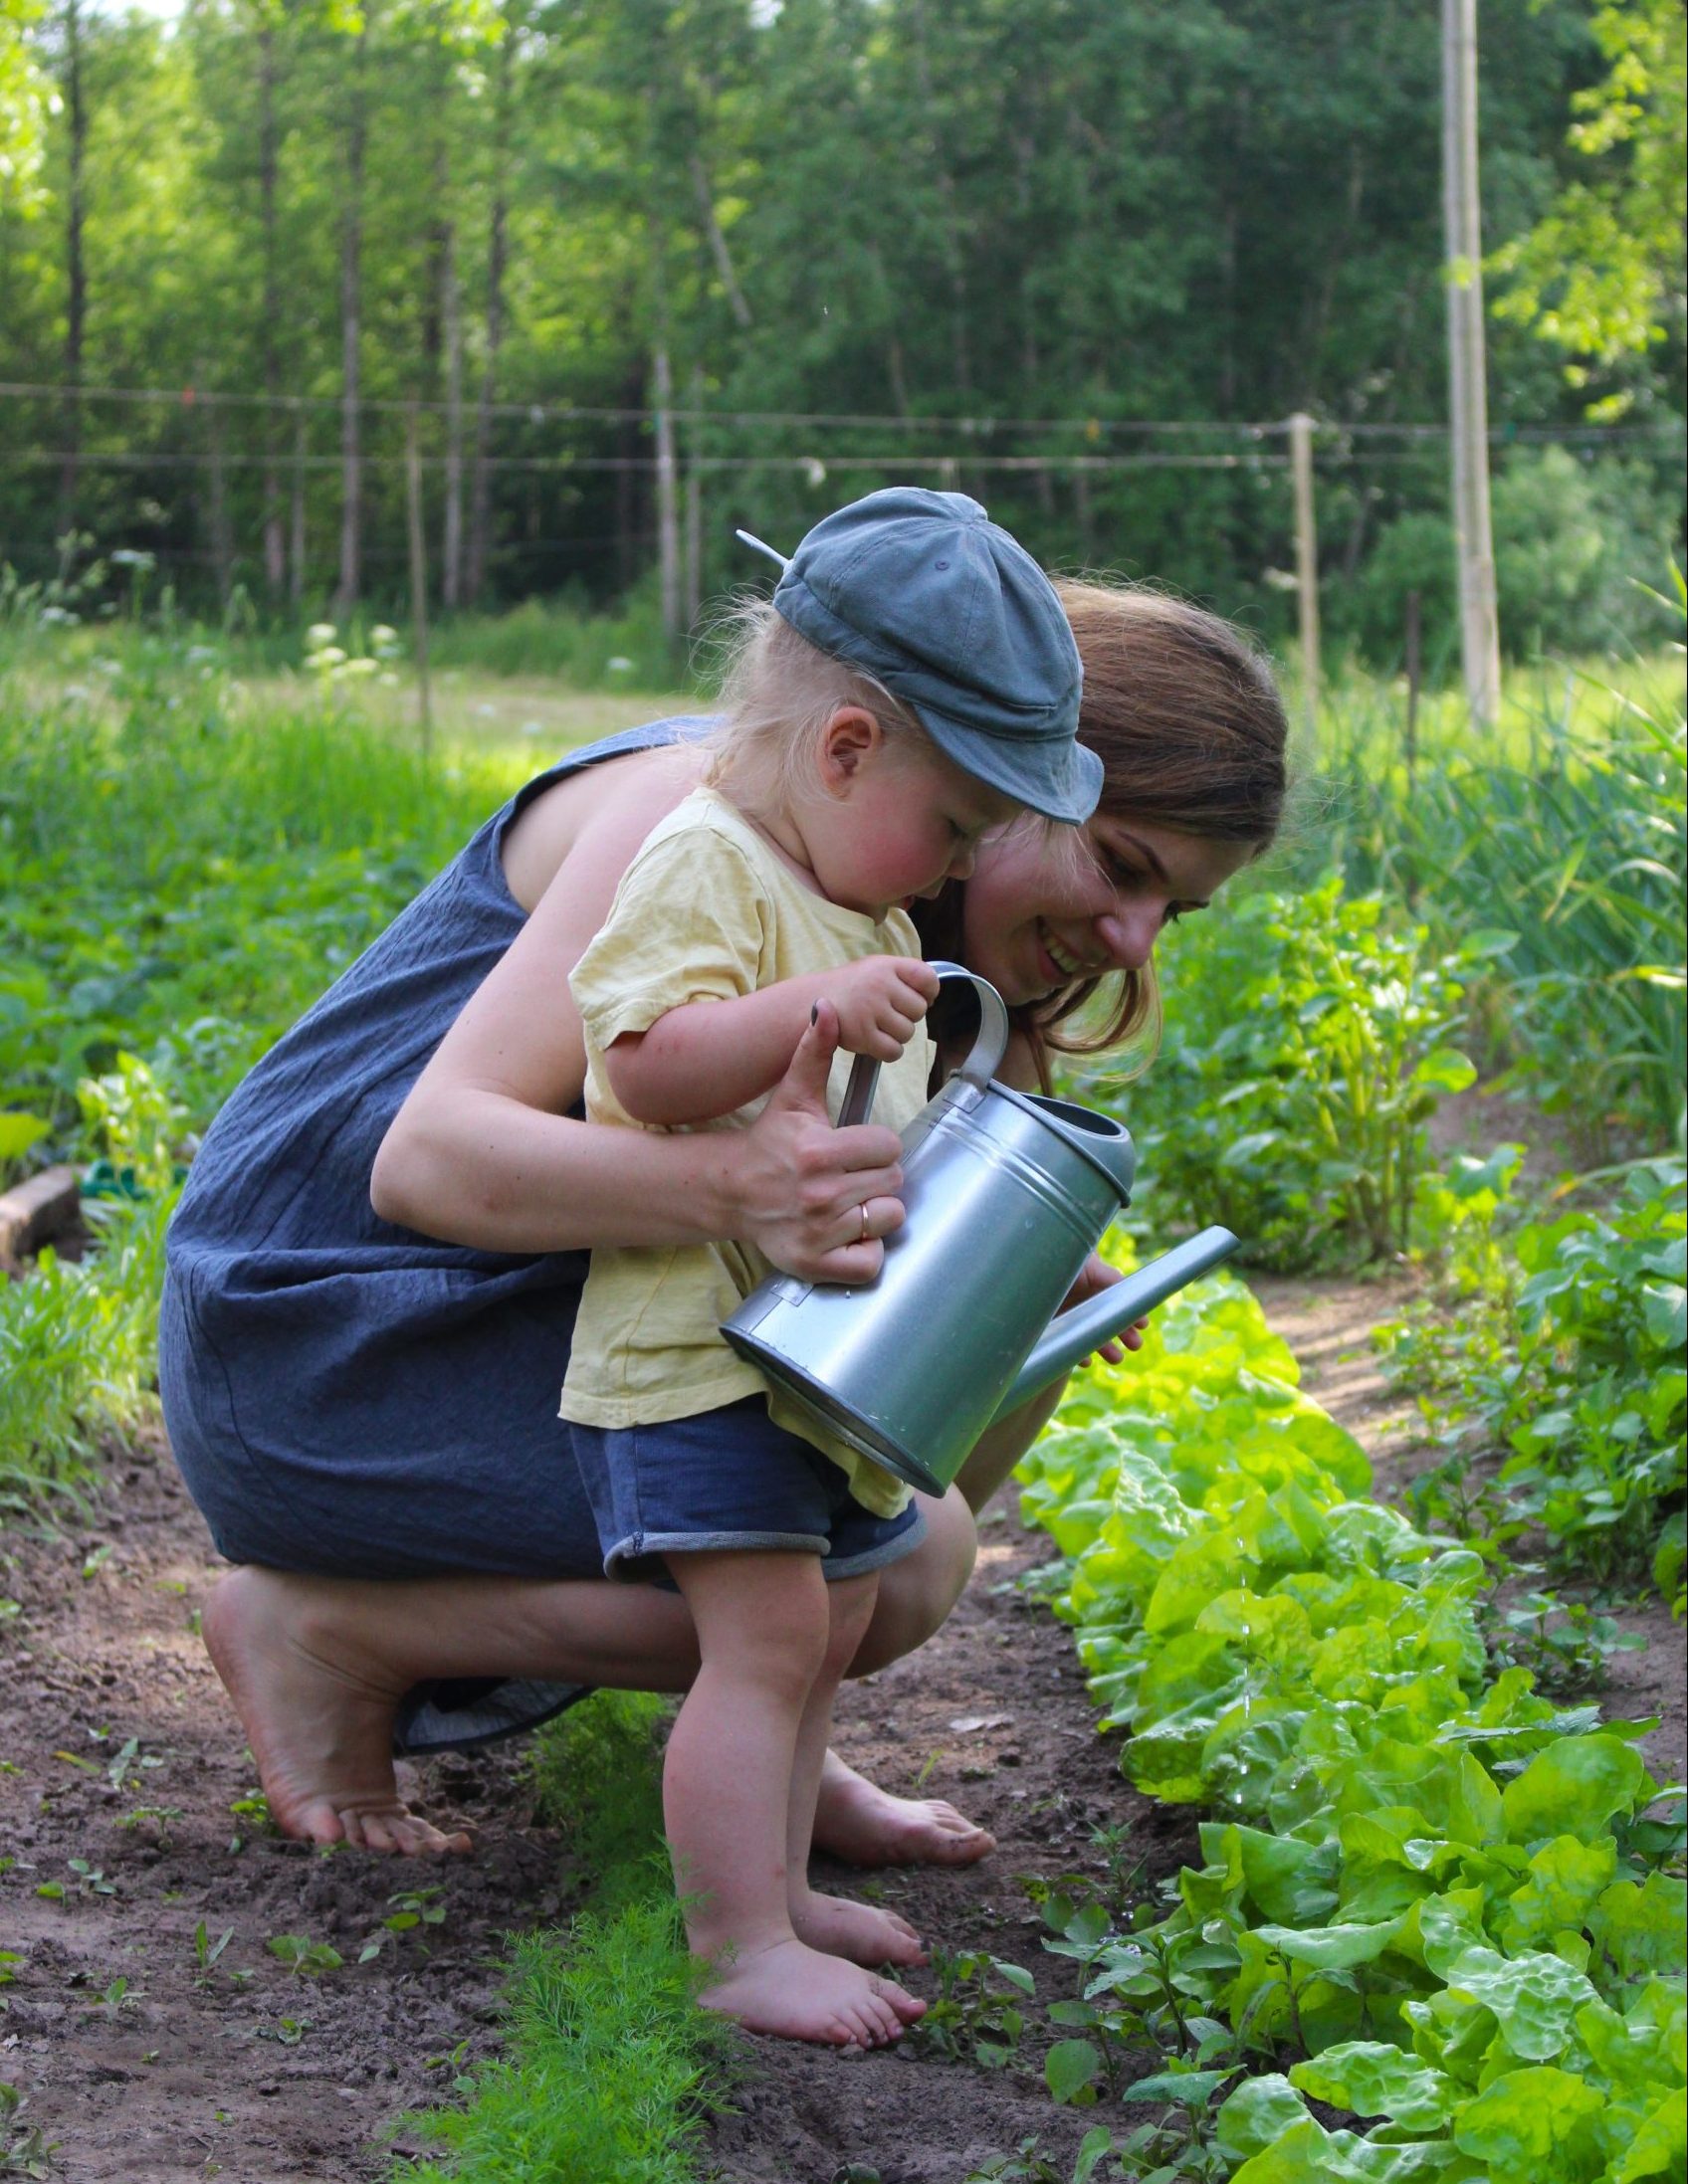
top-left (791, 1888), bottom-right (926, 1969)
top-left (203, 1568), bottom-right (471, 1857)
top-left (812, 1751), bottom-right (994, 1868)
top-left (699, 1936), bottom-right (925, 2048)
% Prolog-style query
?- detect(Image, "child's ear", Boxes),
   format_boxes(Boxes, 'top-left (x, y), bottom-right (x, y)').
top-left (818, 707), bottom-right (884, 793)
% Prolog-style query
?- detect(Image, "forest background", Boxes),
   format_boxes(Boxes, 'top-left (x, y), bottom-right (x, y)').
top-left (0, 0), bottom-right (1684, 676)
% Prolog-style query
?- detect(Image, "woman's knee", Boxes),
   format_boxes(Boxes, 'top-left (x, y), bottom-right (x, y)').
top-left (846, 1491), bottom-right (977, 1678)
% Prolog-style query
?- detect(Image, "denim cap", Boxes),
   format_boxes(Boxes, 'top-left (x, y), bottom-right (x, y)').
top-left (738, 488), bottom-right (1100, 825)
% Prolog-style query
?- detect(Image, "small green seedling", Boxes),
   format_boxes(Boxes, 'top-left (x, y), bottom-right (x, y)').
top-left (80, 1545), bottom-right (113, 1581)
top-left (117, 1804), bottom-right (185, 1846)
top-left (37, 1858), bottom-right (116, 1904)
top-left (965, 2127), bottom-right (1121, 2184)
top-left (104, 1736), bottom-right (166, 1794)
top-left (228, 1790), bottom-right (278, 1854)
top-left (256, 2016), bottom-right (309, 2046)
top-left (85, 1976), bottom-right (144, 2023)
top-left (266, 1934), bottom-right (343, 1980)
top-left (192, 1922), bottom-right (234, 1985)
top-left (909, 1947), bottom-right (1034, 2068)
top-left (359, 1885), bottom-right (448, 1961)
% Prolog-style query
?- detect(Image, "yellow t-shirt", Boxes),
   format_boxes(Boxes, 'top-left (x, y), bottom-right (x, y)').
top-left (558, 787), bottom-right (931, 1518)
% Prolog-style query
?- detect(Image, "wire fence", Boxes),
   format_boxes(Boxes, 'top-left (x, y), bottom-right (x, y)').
top-left (3, 380), bottom-right (1683, 644)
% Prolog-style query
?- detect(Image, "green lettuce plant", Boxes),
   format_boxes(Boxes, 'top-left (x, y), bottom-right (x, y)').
top-left (1018, 1260), bottom-right (1686, 2179)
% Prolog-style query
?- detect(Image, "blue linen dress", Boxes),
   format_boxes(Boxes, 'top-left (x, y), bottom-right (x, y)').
top-left (158, 718), bottom-right (705, 1748)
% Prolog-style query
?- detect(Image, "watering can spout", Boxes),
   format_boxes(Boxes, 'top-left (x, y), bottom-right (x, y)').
top-left (991, 1226), bottom-right (1241, 1422)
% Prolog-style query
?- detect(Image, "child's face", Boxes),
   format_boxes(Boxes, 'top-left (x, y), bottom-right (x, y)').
top-left (957, 810), bottom-right (1256, 1007)
top-left (809, 719), bottom-right (1021, 918)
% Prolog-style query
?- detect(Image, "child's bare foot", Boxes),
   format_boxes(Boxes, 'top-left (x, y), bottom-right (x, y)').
top-left (791, 1889), bottom-right (927, 1969)
top-left (203, 1568), bottom-right (471, 1857)
top-left (699, 1936), bottom-right (925, 2047)
top-left (813, 1752), bottom-right (994, 1868)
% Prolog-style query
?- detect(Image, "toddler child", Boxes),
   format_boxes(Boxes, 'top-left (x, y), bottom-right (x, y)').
top-left (559, 488), bottom-right (1099, 2048)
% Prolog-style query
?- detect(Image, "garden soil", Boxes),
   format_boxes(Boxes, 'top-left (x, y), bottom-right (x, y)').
top-left (2, 1278), bottom-right (1681, 2184)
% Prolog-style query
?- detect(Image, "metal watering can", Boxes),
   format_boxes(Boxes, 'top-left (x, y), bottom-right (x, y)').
top-left (723, 964), bottom-right (1239, 1495)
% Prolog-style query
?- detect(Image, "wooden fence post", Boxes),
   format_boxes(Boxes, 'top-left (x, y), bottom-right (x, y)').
top-left (1289, 412), bottom-right (1321, 745)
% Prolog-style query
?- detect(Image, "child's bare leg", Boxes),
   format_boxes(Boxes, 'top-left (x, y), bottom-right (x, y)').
top-left (665, 1551), bottom-right (922, 2048)
top-left (788, 1573), bottom-right (927, 1975)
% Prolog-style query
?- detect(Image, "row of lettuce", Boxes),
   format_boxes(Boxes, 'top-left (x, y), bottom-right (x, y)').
top-left (1017, 1258), bottom-right (1686, 2183)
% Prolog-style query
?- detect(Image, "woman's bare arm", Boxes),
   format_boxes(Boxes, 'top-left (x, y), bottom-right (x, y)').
top-left (369, 756), bottom-right (907, 1280)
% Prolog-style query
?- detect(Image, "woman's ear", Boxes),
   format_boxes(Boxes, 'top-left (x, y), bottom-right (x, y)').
top-left (817, 707), bottom-right (884, 795)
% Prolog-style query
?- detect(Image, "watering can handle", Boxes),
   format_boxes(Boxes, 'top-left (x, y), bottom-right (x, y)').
top-left (835, 961), bottom-right (1010, 1127)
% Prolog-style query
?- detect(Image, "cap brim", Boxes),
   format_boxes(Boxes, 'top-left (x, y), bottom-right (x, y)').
top-left (912, 707), bottom-right (1104, 825)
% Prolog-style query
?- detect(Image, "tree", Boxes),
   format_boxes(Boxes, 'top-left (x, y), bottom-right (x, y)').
top-left (1491, 0), bottom-right (1687, 413)
top-left (0, 0), bottom-right (50, 215)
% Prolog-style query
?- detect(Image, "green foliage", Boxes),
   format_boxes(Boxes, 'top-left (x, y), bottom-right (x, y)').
top-left (393, 1693), bottom-right (732, 2184)
top-left (1379, 1156), bottom-right (1687, 1591)
top-left (0, 644), bottom-right (524, 1515)
top-left (1319, 616), bottom-right (1687, 1151)
top-left (1344, 449), bottom-right (1684, 669)
top-left (1, 0), bottom-right (1679, 632)
top-left (527, 1690), bottom-right (672, 1916)
top-left (1017, 1261), bottom-right (1686, 2180)
top-left (1491, 0), bottom-right (1687, 408)
top-left (0, 1190), bottom-right (172, 1512)
top-left (1102, 875), bottom-right (1485, 1271)
top-left (908, 1947), bottom-right (1034, 2070)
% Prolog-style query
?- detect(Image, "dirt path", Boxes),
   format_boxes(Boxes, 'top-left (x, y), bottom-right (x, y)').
top-left (3, 1280), bottom-right (1681, 2184)
top-left (1, 1421), bottom-right (1195, 2184)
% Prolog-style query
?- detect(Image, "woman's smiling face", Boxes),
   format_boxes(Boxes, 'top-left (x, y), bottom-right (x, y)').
top-left (958, 811), bottom-right (1257, 1007)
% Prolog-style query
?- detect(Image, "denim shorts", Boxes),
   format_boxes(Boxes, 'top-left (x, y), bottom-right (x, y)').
top-left (568, 1395), bottom-right (925, 1585)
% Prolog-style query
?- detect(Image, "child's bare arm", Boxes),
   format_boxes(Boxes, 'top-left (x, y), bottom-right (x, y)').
top-left (607, 955), bottom-right (938, 1127)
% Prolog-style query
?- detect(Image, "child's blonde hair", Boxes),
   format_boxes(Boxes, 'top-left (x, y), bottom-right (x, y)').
top-left (702, 599), bottom-right (931, 810)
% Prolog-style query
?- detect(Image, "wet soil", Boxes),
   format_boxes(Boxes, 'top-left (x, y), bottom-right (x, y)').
top-left (2, 1278), bottom-right (1681, 2184)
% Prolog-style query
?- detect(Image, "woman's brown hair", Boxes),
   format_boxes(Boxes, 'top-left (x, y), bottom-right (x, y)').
top-left (913, 578), bottom-right (1289, 1084)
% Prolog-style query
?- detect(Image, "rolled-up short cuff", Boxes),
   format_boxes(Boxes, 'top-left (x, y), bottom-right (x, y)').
top-left (605, 1525), bottom-right (827, 1581)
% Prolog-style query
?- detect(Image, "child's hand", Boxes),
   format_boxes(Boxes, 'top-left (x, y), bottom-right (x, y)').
top-left (823, 955), bottom-right (941, 1062)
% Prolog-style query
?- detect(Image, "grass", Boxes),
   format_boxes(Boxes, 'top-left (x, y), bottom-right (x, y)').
top-left (391, 1692), bottom-right (736, 2184)
top-left (1277, 627), bottom-right (1687, 1156)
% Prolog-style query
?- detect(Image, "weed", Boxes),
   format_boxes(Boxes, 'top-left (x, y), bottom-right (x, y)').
top-left (1490, 1586), bottom-right (1647, 1694)
top-left (964, 2127), bottom-right (1121, 2184)
top-left (907, 1947), bottom-right (1034, 2069)
top-left (359, 1886), bottom-right (447, 1962)
top-left (36, 1857), bottom-right (115, 1903)
top-left (266, 1934), bottom-right (343, 1980)
top-left (104, 1736), bottom-right (166, 1794)
top-left (115, 1804), bottom-right (185, 1846)
top-left (84, 1975), bottom-right (144, 2023)
top-left (256, 2017), bottom-right (310, 2046)
top-left (227, 1790), bottom-right (276, 1852)
top-left (191, 1922), bottom-right (234, 1985)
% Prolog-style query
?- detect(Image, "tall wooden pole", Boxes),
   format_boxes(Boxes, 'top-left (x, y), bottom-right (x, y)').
top-left (1442, 0), bottom-right (1502, 726)
top-left (405, 402), bottom-right (433, 763)
top-left (1289, 412), bottom-right (1321, 744)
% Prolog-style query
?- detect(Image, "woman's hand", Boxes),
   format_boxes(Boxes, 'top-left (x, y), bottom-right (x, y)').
top-left (735, 1001), bottom-right (906, 1286)
top-left (1058, 1252), bottom-right (1148, 1366)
